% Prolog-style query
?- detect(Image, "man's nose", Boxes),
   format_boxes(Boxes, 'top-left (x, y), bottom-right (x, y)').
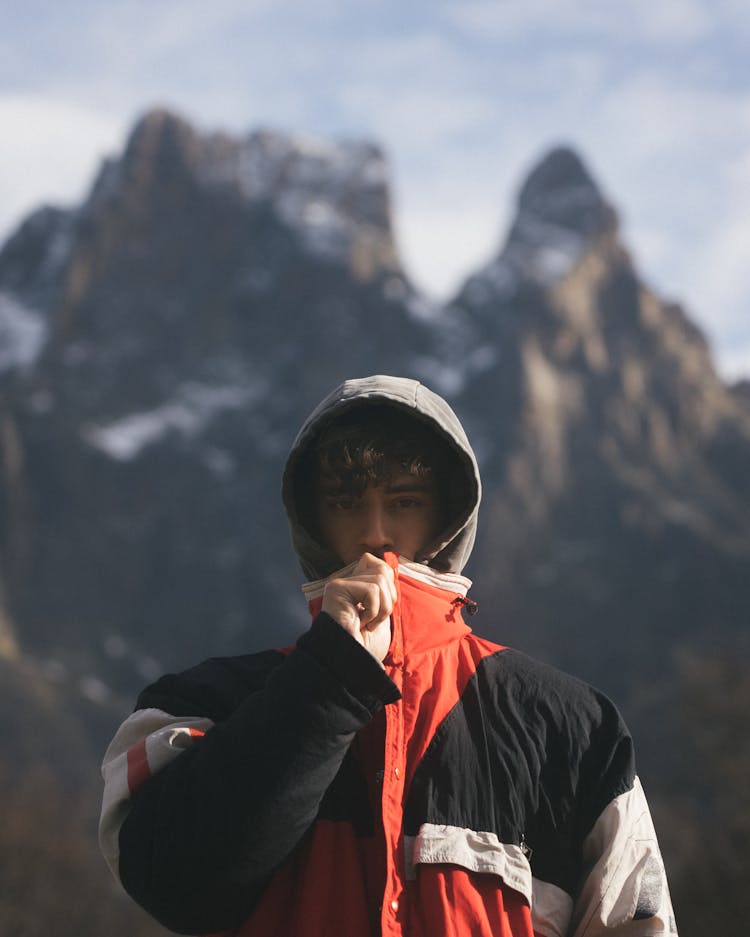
top-left (360, 505), bottom-right (392, 553)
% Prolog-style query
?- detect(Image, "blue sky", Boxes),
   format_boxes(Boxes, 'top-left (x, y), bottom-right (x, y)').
top-left (2, 0), bottom-right (749, 379)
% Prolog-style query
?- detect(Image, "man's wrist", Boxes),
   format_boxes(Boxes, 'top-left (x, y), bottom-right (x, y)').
top-left (297, 612), bottom-right (401, 711)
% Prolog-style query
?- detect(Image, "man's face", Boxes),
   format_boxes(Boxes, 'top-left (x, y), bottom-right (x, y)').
top-left (316, 468), bottom-right (442, 566)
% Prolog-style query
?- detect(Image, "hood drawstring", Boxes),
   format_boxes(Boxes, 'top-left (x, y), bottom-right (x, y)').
top-left (451, 595), bottom-right (478, 617)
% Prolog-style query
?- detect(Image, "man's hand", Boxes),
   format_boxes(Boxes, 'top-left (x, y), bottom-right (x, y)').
top-left (321, 553), bottom-right (397, 663)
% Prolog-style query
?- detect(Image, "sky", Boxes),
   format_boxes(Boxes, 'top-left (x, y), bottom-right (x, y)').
top-left (2, 0), bottom-right (749, 380)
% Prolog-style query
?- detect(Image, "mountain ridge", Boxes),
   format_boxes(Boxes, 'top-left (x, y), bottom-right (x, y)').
top-left (0, 104), bottom-right (747, 704)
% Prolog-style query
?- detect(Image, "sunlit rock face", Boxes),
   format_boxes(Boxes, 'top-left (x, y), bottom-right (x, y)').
top-left (0, 111), bottom-right (749, 719)
top-left (451, 147), bottom-right (750, 689)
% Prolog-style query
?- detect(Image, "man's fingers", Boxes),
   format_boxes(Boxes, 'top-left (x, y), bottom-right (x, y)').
top-left (351, 579), bottom-right (389, 628)
top-left (355, 553), bottom-right (397, 604)
top-left (321, 555), bottom-right (398, 662)
top-left (323, 574), bottom-right (393, 626)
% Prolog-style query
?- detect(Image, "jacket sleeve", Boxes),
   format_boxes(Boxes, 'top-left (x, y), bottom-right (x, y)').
top-left (566, 691), bottom-right (677, 937)
top-left (570, 777), bottom-right (677, 936)
top-left (99, 613), bottom-right (400, 935)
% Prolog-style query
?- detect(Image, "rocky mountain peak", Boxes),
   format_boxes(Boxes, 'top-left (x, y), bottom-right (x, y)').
top-left (86, 109), bottom-right (199, 209)
top-left (87, 109), bottom-right (397, 276)
top-left (515, 145), bottom-right (615, 241)
top-left (0, 206), bottom-right (76, 305)
top-left (219, 125), bottom-right (396, 273)
top-left (504, 145), bottom-right (618, 282)
top-left (122, 108), bottom-right (196, 168)
top-left (463, 145), bottom-right (619, 301)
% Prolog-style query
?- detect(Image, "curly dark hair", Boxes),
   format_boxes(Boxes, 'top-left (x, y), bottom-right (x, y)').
top-left (294, 403), bottom-right (467, 538)
top-left (316, 409), bottom-right (445, 492)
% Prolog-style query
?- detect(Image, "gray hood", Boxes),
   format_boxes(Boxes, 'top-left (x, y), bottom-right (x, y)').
top-left (282, 375), bottom-right (481, 580)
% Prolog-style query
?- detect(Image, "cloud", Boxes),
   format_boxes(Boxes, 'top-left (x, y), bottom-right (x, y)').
top-left (395, 200), bottom-right (505, 300)
top-left (339, 82), bottom-right (498, 156)
top-left (78, 0), bottom-right (280, 63)
top-left (578, 73), bottom-right (750, 367)
top-left (445, 0), bottom-right (723, 45)
top-left (684, 149), bottom-right (750, 361)
top-left (331, 36), bottom-right (525, 297)
top-left (0, 95), bottom-right (123, 240)
top-left (719, 343), bottom-right (750, 384)
top-left (1, 0), bottom-right (749, 379)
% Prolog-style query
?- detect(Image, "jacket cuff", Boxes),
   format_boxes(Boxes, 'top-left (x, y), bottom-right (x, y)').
top-left (297, 612), bottom-right (401, 712)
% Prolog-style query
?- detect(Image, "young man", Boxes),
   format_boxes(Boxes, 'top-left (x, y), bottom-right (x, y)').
top-left (100, 375), bottom-right (677, 937)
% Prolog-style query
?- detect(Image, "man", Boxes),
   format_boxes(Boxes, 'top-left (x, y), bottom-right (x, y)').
top-left (100, 375), bottom-right (677, 936)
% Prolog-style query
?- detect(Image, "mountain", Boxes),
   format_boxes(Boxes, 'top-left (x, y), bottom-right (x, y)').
top-left (450, 146), bottom-right (750, 692)
top-left (2, 107), bottom-right (749, 702)
top-left (0, 110), bottom-right (437, 699)
top-left (1, 108), bottom-right (749, 936)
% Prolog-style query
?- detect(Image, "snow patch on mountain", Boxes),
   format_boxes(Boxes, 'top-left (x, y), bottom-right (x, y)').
top-left (0, 291), bottom-right (47, 372)
top-left (471, 190), bottom-right (604, 298)
top-left (41, 211), bottom-right (77, 280)
top-left (83, 380), bottom-right (266, 461)
top-left (413, 343), bottom-right (497, 397)
top-left (509, 210), bottom-right (591, 280)
top-left (203, 130), bottom-right (387, 206)
top-left (406, 292), bottom-right (440, 321)
top-left (464, 149), bottom-right (614, 301)
top-left (79, 674), bottom-right (111, 704)
top-left (197, 129), bottom-right (390, 263)
top-left (86, 112), bottom-right (395, 270)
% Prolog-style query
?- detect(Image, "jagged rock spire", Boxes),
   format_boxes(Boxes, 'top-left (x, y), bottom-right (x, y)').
top-left (513, 145), bottom-right (616, 244)
top-left (503, 145), bottom-right (618, 285)
top-left (462, 145), bottom-right (619, 300)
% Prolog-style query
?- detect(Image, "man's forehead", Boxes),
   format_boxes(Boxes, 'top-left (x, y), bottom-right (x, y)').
top-left (317, 470), bottom-right (436, 495)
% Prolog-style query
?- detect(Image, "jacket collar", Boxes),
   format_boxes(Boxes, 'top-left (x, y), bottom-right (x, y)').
top-left (302, 554), bottom-right (474, 659)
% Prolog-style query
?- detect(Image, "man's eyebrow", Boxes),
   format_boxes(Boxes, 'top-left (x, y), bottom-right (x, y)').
top-left (318, 479), bottom-right (357, 495)
top-left (317, 479), bottom-right (433, 495)
top-left (384, 480), bottom-right (433, 494)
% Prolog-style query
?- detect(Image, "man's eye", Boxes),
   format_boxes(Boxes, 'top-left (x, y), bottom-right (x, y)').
top-left (328, 497), bottom-right (355, 510)
top-left (395, 497), bottom-right (421, 509)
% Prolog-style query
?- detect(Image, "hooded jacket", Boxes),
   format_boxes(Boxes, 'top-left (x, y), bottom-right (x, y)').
top-left (99, 375), bottom-right (677, 937)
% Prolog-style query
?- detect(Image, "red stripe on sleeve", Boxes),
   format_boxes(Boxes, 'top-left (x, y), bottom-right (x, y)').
top-left (126, 739), bottom-right (151, 795)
